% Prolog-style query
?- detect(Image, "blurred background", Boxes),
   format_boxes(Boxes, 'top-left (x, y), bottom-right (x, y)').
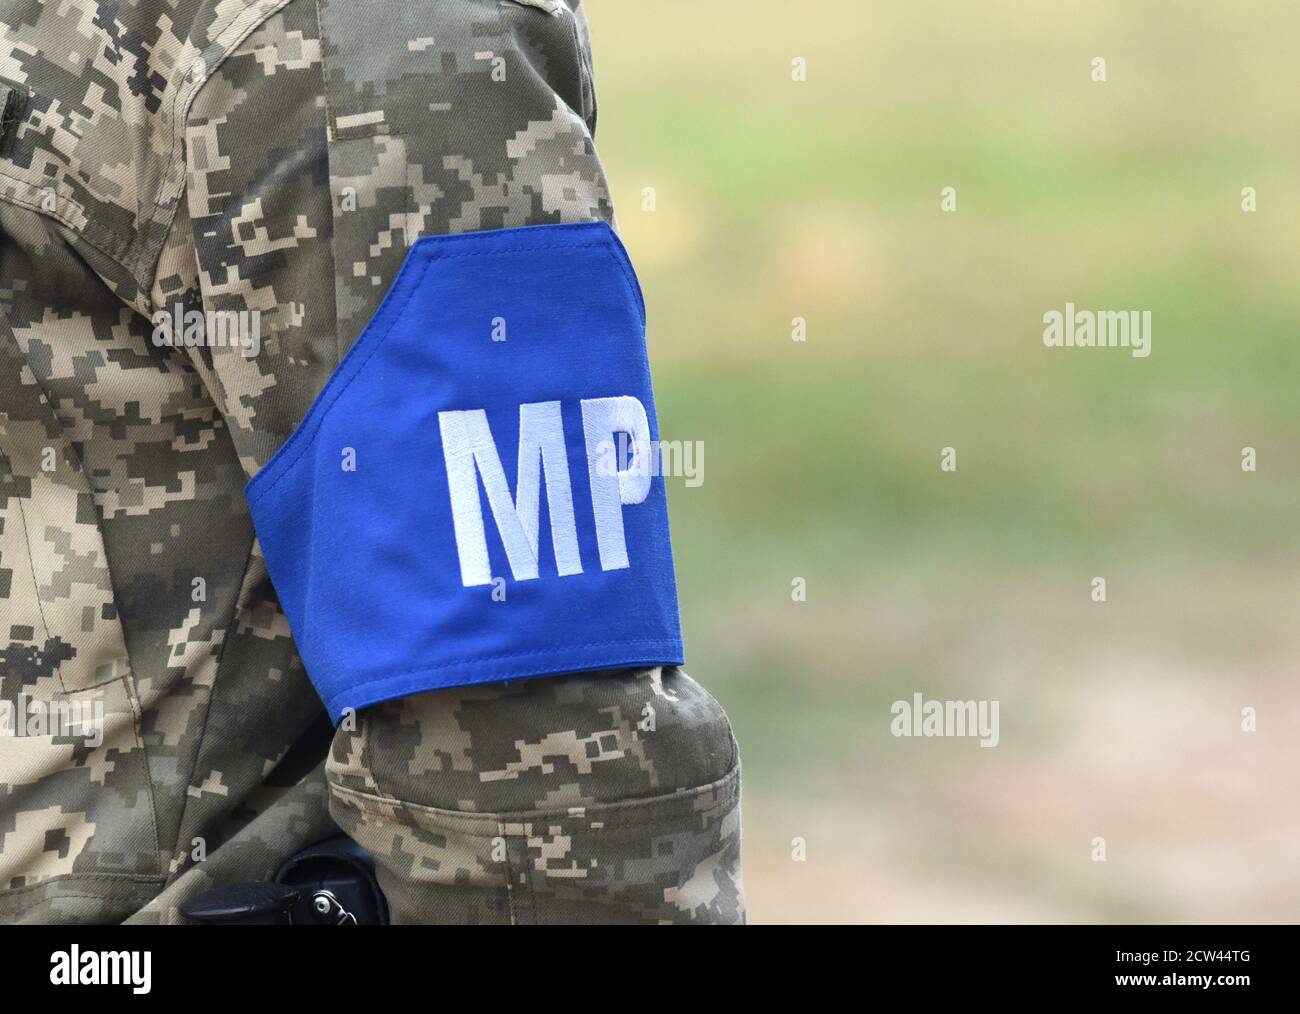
top-left (585, 0), bottom-right (1300, 922)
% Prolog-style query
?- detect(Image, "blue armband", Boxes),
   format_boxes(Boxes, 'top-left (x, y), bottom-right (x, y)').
top-left (246, 222), bottom-right (683, 721)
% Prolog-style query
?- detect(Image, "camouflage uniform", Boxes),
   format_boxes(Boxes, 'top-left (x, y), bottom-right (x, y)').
top-left (0, 0), bottom-right (744, 924)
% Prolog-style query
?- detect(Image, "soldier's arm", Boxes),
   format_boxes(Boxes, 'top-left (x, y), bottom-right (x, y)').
top-left (173, 0), bottom-right (744, 923)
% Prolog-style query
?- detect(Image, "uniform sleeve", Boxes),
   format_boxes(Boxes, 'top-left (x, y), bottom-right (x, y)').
top-left (175, 0), bottom-right (744, 923)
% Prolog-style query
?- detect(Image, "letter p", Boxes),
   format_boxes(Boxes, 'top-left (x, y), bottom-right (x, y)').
top-left (581, 396), bottom-right (652, 571)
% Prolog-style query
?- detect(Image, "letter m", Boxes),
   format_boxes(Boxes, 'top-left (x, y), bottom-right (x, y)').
top-left (438, 402), bottom-right (581, 586)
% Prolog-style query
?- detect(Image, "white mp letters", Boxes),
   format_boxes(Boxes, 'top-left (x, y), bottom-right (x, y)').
top-left (438, 396), bottom-right (653, 587)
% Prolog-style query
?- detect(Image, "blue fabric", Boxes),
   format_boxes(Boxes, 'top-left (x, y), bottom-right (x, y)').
top-left (246, 222), bottom-right (683, 722)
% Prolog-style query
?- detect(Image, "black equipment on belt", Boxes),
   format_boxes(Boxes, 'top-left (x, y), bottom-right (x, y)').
top-left (179, 835), bottom-right (388, 925)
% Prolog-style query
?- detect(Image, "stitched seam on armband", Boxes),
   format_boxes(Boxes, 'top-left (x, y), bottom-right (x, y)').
top-left (322, 636), bottom-right (682, 715)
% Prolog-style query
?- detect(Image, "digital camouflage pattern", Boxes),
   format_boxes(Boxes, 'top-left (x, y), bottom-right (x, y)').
top-left (0, 0), bottom-right (743, 923)
top-left (330, 666), bottom-right (742, 924)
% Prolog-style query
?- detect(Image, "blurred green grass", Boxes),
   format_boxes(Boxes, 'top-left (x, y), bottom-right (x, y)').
top-left (586, 0), bottom-right (1300, 921)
